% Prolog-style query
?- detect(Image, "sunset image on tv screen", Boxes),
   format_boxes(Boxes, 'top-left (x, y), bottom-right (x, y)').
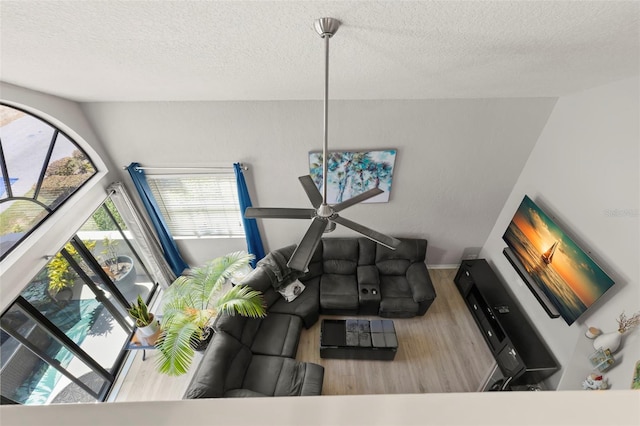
top-left (503, 196), bottom-right (615, 325)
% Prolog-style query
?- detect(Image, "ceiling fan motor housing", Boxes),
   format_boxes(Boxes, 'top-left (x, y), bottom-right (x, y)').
top-left (317, 204), bottom-right (334, 218)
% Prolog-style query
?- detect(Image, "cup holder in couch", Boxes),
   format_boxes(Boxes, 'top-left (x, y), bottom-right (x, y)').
top-left (361, 288), bottom-right (369, 295)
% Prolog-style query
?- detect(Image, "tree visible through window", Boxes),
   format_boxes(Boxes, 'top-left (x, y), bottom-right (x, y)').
top-left (0, 104), bottom-right (97, 259)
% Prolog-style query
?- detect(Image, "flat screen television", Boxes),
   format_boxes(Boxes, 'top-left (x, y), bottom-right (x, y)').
top-left (502, 195), bottom-right (615, 325)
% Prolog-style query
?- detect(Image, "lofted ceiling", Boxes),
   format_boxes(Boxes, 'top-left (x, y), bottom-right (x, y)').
top-left (1, 1), bottom-right (638, 102)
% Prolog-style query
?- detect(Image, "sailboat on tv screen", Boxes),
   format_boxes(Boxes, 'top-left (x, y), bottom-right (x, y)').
top-left (541, 241), bottom-right (559, 264)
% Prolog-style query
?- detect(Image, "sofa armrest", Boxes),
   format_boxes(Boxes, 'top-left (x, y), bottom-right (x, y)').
top-left (406, 262), bottom-right (436, 303)
top-left (300, 363), bottom-right (325, 396)
top-left (225, 389), bottom-right (268, 398)
top-left (357, 265), bottom-right (380, 286)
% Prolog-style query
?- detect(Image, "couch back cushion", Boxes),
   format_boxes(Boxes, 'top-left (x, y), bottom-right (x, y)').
top-left (237, 266), bottom-right (281, 308)
top-left (376, 238), bottom-right (427, 275)
top-left (183, 331), bottom-right (252, 399)
top-left (321, 238), bottom-right (359, 275)
top-left (358, 238), bottom-right (377, 265)
top-left (300, 243), bottom-right (324, 281)
top-left (213, 312), bottom-right (261, 348)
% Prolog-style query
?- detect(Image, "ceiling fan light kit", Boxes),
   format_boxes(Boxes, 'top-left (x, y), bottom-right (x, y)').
top-left (244, 18), bottom-right (401, 272)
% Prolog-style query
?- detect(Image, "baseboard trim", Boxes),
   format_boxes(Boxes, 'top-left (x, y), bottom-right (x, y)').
top-left (427, 264), bottom-right (460, 269)
top-left (477, 362), bottom-right (499, 392)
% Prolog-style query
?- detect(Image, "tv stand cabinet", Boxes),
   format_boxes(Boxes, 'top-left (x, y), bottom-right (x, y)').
top-left (454, 259), bottom-right (558, 387)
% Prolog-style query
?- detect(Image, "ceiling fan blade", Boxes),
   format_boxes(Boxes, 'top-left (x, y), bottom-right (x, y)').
top-left (332, 187), bottom-right (384, 213)
top-left (287, 217), bottom-right (328, 272)
top-left (299, 175), bottom-right (323, 208)
top-left (332, 215), bottom-right (401, 249)
top-left (244, 207), bottom-right (316, 219)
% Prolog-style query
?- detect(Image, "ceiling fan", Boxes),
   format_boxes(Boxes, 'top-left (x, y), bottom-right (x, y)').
top-left (245, 17), bottom-right (401, 272)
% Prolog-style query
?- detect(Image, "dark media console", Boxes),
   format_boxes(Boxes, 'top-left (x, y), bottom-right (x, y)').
top-left (454, 259), bottom-right (558, 388)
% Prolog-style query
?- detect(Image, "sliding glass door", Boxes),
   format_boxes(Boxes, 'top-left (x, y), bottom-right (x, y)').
top-left (0, 196), bottom-right (159, 405)
top-left (76, 199), bottom-right (156, 312)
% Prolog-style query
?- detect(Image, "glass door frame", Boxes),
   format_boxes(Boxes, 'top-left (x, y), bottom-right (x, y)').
top-left (1, 297), bottom-right (113, 401)
top-left (1, 194), bottom-right (161, 405)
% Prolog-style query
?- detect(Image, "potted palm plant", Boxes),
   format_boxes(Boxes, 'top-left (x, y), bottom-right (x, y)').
top-left (156, 251), bottom-right (266, 376)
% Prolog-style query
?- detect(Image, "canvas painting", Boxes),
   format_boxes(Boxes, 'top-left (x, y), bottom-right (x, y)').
top-left (308, 149), bottom-right (397, 204)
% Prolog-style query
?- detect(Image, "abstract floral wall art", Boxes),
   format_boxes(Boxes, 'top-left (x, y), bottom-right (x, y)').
top-left (308, 149), bottom-right (397, 203)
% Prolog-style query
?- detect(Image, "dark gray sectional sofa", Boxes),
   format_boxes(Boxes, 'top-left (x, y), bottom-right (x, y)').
top-left (183, 237), bottom-right (436, 399)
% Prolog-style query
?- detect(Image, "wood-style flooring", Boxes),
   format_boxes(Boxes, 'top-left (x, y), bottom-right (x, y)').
top-left (112, 268), bottom-right (495, 401)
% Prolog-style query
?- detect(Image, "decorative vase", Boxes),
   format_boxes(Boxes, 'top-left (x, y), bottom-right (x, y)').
top-left (593, 330), bottom-right (623, 353)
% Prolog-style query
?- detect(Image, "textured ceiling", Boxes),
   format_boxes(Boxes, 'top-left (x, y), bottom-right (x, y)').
top-left (1, 1), bottom-right (639, 102)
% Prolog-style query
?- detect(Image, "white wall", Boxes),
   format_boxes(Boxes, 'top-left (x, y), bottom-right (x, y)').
top-left (1, 390), bottom-right (639, 426)
top-left (0, 83), bottom-right (120, 312)
top-left (81, 98), bottom-right (556, 267)
top-left (479, 77), bottom-right (640, 390)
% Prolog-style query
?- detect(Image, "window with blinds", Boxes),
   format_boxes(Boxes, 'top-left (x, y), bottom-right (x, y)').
top-left (146, 174), bottom-right (244, 238)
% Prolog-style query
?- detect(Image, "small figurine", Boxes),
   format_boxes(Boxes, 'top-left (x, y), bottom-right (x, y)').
top-left (582, 373), bottom-right (609, 390)
top-left (585, 326), bottom-right (601, 339)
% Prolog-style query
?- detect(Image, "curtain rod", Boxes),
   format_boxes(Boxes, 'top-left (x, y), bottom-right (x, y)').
top-left (122, 164), bottom-right (248, 171)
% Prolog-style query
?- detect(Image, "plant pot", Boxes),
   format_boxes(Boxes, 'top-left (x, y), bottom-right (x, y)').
top-left (49, 286), bottom-right (73, 305)
top-left (191, 326), bottom-right (214, 352)
top-left (138, 314), bottom-right (160, 337)
top-left (103, 255), bottom-right (136, 287)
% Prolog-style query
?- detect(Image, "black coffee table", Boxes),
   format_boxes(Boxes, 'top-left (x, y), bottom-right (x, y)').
top-left (320, 319), bottom-right (397, 360)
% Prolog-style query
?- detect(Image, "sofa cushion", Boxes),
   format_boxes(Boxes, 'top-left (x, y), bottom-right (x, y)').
top-left (250, 313), bottom-right (302, 358)
top-left (299, 362), bottom-right (325, 396)
top-left (243, 355), bottom-right (324, 396)
top-left (379, 275), bottom-right (412, 298)
top-left (238, 267), bottom-right (281, 308)
top-left (320, 274), bottom-right (359, 311)
top-left (376, 238), bottom-right (427, 263)
top-left (376, 238), bottom-right (427, 275)
top-left (183, 331), bottom-right (252, 399)
top-left (215, 312), bottom-right (303, 358)
top-left (225, 389), bottom-right (267, 397)
top-left (213, 313), bottom-right (261, 348)
top-left (322, 238), bottom-right (359, 274)
top-left (379, 297), bottom-right (419, 317)
top-left (379, 275), bottom-right (420, 317)
top-left (377, 258), bottom-right (411, 275)
top-left (358, 238), bottom-right (377, 265)
top-left (270, 277), bottom-right (320, 328)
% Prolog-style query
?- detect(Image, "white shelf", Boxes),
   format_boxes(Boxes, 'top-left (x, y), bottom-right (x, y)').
top-left (558, 331), bottom-right (639, 390)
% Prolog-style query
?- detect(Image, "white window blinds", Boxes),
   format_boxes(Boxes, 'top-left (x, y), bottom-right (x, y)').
top-left (146, 174), bottom-right (244, 238)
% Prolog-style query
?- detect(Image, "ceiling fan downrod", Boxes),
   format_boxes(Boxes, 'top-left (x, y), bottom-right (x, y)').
top-left (314, 18), bottom-right (340, 212)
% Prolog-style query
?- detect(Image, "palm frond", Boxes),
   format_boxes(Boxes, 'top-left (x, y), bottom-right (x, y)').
top-left (155, 316), bottom-right (200, 376)
top-left (206, 251), bottom-right (256, 296)
top-left (216, 285), bottom-right (266, 319)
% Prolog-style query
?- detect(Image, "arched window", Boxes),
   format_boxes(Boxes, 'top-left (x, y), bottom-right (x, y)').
top-left (0, 104), bottom-right (97, 260)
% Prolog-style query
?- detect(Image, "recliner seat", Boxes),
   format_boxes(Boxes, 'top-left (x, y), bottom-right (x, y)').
top-left (183, 331), bottom-right (324, 398)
